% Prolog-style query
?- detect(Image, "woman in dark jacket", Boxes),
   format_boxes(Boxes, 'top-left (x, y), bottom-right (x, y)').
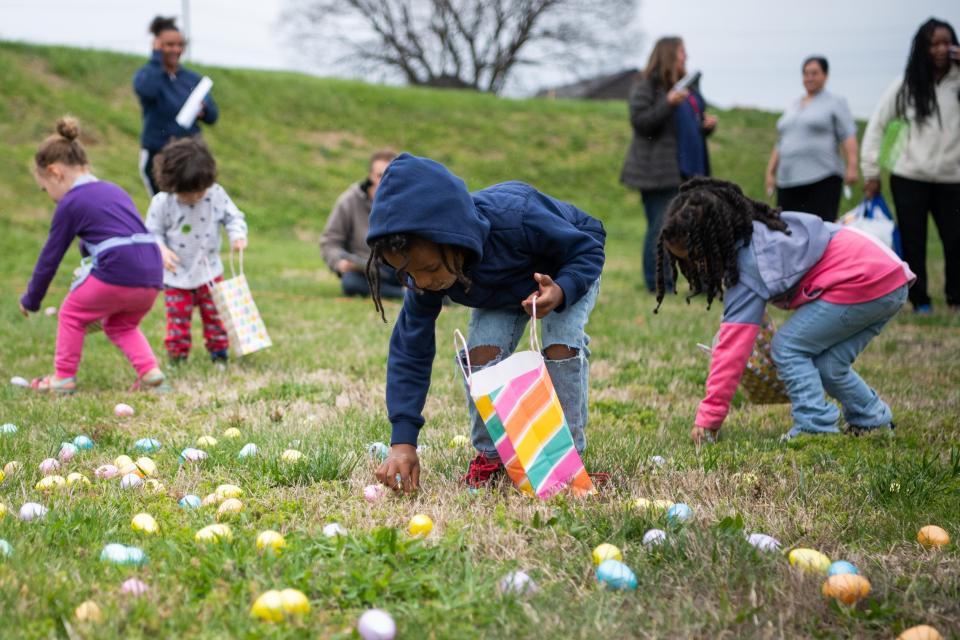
top-left (620, 37), bottom-right (716, 292)
top-left (133, 16), bottom-right (219, 196)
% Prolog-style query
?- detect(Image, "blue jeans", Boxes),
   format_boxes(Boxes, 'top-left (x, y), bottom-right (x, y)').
top-left (640, 187), bottom-right (678, 292)
top-left (341, 267), bottom-right (404, 299)
top-left (771, 285), bottom-right (908, 437)
top-left (459, 279), bottom-right (600, 457)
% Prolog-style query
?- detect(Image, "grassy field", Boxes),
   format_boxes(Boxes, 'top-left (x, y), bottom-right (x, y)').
top-left (0, 41), bottom-right (958, 639)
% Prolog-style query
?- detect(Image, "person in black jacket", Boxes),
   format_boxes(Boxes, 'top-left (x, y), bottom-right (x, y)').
top-left (620, 37), bottom-right (717, 292)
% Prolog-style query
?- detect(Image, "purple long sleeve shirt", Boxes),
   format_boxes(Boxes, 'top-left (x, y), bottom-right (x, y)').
top-left (21, 179), bottom-right (163, 311)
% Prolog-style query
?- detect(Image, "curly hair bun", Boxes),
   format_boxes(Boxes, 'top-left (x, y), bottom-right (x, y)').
top-left (56, 116), bottom-right (80, 141)
top-left (149, 16), bottom-right (178, 36)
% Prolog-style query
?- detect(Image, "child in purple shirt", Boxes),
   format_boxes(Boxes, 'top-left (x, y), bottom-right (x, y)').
top-left (19, 117), bottom-right (168, 393)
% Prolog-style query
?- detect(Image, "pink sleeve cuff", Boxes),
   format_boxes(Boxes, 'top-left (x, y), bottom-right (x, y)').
top-left (695, 323), bottom-right (761, 428)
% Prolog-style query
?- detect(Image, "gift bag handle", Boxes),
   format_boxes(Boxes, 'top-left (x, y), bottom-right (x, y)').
top-left (454, 295), bottom-right (540, 386)
top-left (228, 246), bottom-right (245, 278)
top-left (528, 295), bottom-right (541, 353)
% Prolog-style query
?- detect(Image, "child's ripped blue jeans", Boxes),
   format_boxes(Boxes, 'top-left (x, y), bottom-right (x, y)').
top-left (771, 285), bottom-right (908, 438)
top-left (458, 279), bottom-right (600, 458)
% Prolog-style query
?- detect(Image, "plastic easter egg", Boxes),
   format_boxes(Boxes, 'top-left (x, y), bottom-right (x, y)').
top-left (323, 522), bottom-right (348, 538)
top-left (238, 443), bottom-right (259, 459)
top-left (58, 442), bottom-right (78, 462)
top-left (118, 464), bottom-right (144, 478)
top-left (179, 494), bottom-right (202, 509)
top-left (121, 578), bottom-right (149, 596)
top-left (408, 514), bottom-right (433, 538)
top-left (179, 448), bottom-right (208, 463)
top-left (280, 449), bottom-right (303, 464)
top-left (201, 493), bottom-right (219, 507)
top-left (256, 530), bottom-right (286, 553)
top-left (72, 435), bottom-right (94, 450)
top-left (10, 377), bottom-right (29, 388)
top-left (666, 503), bottom-right (693, 523)
top-left (197, 435), bottom-right (218, 448)
top-left (449, 434), bottom-right (470, 448)
top-left (897, 625), bottom-right (944, 640)
top-left (822, 573), bottom-right (871, 605)
top-left (100, 543), bottom-right (130, 563)
top-left (917, 525), bottom-right (950, 548)
top-left (649, 455), bottom-right (666, 466)
top-left (250, 589), bottom-right (284, 622)
top-left (367, 442), bottom-right (389, 461)
top-left (652, 499), bottom-right (673, 512)
top-left (39, 458), bottom-right (61, 475)
top-left (114, 455), bottom-right (134, 468)
top-left (44, 306), bottom-right (57, 316)
top-left (120, 473), bottom-right (144, 489)
top-left (592, 543), bottom-right (623, 565)
top-left (280, 588), bottom-right (310, 615)
top-left (222, 427), bottom-right (242, 439)
top-left (1, 423), bottom-right (18, 435)
top-left (19, 502), bottom-right (48, 522)
top-left (75, 600), bottom-right (103, 623)
top-left (746, 533), bottom-right (781, 552)
top-left (0, 470), bottom-right (3, 484)
top-left (143, 479), bottom-right (164, 493)
top-left (828, 560), bottom-right (859, 576)
top-left (124, 546), bottom-right (147, 565)
top-left (114, 403), bottom-right (135, 417)
top-left (134, 438), bottom-right (161, 453)
top-left (66, 472), bottom-right (91, 487)
top-left (498, 570), bottom-right (538, 597)
top-left (3, 461), bottom-right (20, 475)
top-left (217, 498), bottom-right (244, 519)
top-left (596, 559), bottom-right (638, 590)
top-left (196, 523), bottom-right (233, 543)
top-left (132, 513), bottom-right (159, 534)
top-left (788, 548), bottom-right (831, 575)
top-left (642, 528), bottom-right (667, 547)
top-left (358, 608), bottom-right (397, 640)
top-left (215, 484), bottom-right (243, 500)
top-left (363, 484), bottom-right (386, 503)
top-left (95, 464), bottom-right (119, 479)
top-left (0, 503), bottom-right (6, 518)
top-left (0, 539), bottom-right (12, 557)
top-left (135, 457), bottom-right (157, 477)
top-left (35, 475), bottom-right (66, 492)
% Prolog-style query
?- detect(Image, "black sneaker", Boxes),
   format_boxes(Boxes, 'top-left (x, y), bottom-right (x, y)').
top-left (210, 350), bottom-right (229, 364)
top-left (845, 422), bottom-right (896, 437)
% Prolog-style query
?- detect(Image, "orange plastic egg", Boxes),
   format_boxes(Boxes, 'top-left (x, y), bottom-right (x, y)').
top-left (821, 574), bottom-right (871, 605)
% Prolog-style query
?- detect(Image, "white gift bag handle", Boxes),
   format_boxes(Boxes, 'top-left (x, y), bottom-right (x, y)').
top-left (454, 296), bottom-right (541, 387)
top-left (228, 246), bottom-right (244, 278)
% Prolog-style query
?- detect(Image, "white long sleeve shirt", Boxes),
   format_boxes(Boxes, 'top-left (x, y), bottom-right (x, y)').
top-left (861, 65), bottom-right (960, 183)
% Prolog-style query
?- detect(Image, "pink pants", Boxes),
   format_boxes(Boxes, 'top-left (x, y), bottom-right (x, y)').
top-left (55, 276), bottom-right (160, 379)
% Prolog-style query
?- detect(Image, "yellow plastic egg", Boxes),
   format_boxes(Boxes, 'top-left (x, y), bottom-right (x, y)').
top-left (280, 588), bottom-right (310, 615)
top-left (917, 525), bottom-right (950, 548)
top-left (223, 427), bottom-right (242, 439)
top-left (3, 461), bottom-right (21, 476)
top-left (114, 455), bottom-right (134, 468)
top-left (217, 498), bottom-right (244, 519)
top-left (66, 472), bottom-right (91, 487)
top-left (0, 503), bottom-right (7, 518)
top-left (201, 493), bottom-right (220, 507)
top-left (0, 469), bottom-right (4, 484)
top-left (897, 625), bottom-right (944, 640)
top-left (280, 449), bottom-right (303, 464)
top-left (143, 479), bottom-right (165, 493)
top-left (788, 548), bottom-right (831, 575)
top-left (215, 484), bottom-right (243, 500)
top-left (822, 573), bottom-right (871, 604)
top-left (408, 514), bottom-right (433, 538)
top-left (118, 464), bottom-right (144, 478)
top-left (250, 590), bottom-right (284, 622)
top-left (195, 523), bottom-right (233, 543)
top-left (256, 530), bottom-right (286, 553)
top-left (653, 499), bottom-right (673, 512)
top-left (35, 475), bottom-right (66, 491)
top-left (592, 543), bottom-right (623, 565)
top-left (197, 435), bottom-right (218, 448)
top-left (135, 457), bottom-right (157, 477)
top-left (131, 513), bottom-right (159, 534)
top-left (75, 600), bottom-right (103, 623)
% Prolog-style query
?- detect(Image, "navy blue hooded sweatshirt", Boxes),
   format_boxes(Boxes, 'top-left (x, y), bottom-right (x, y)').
top-left (133, 51), bottom-right (219, 152)
top-left (367, 154), bottom-right (606, 446)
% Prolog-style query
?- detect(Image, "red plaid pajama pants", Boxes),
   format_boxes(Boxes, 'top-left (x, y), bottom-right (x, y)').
top-left (163, 278), bottom-right (229, 357)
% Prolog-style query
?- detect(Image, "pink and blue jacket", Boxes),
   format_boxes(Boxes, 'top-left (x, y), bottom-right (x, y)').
top-left (696, 212), bottom-right (915, 430)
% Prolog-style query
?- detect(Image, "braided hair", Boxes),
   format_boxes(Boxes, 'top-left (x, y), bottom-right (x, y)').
top-left (897, 18), bottom-right (959, 126)
top-left (365, 234), bottom-right (471, 322)
top-left (654, 177), bottom-right (790, 313)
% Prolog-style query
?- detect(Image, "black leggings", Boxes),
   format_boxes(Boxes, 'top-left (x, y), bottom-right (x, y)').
top-left (890, 175), bottom-right (960, 308)
top-left (777, 175), bottom-right (844, 222)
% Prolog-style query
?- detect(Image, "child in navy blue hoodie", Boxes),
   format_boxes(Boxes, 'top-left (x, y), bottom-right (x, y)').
top-left (365, 154), bottom-right (605, 492)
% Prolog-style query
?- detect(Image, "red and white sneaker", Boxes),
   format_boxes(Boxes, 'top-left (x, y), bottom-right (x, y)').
top-left (461, 453), bottom-right (504, 487)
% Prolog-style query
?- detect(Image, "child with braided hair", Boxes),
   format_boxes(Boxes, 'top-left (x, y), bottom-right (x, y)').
top-left (656, 178), bottom-right (914, 442)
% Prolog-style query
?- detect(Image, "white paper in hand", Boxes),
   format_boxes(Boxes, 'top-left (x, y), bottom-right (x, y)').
top-left (175, 76), bottom-right (213, 129)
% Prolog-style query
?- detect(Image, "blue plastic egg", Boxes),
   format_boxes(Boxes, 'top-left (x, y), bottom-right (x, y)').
top-left (827, 560), bottom-right (858, 576)
top-left (0, 539), bottom-right (12, 557)
top-left (100, 543), bottom-right (130, 564)
top-left (238, 443), bottom-right (259, 459)
top-left (179, 494), bottom-right (202, 509)
top-left (0, 423), bottom-right (17, 436)
top-left (666, 503), bottom-right (693, 523)
top-left (72, 435), bottom-right (94, 450)
top-left (124, 546), bottom-right (147, 565)
top-left (596, 559), bottom-right (638, 590)
top-left (135, 438), bottom-right (162, 453)
top-left (367, 442), bottom-right (389, 461)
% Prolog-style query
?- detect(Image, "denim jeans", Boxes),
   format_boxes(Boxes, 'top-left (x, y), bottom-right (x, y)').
top-left (771, 285), bottom-right (908, 437)
top-left (640, 187), bottom-right (678, 292)
top-left (459, 279), bottom-right (600, 457)
top-left (341, 267), bottom-right (404, 299)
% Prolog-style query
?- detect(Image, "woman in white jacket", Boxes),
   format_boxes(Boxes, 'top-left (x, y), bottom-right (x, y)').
top-left (861, 18), bottom-right (960, 314)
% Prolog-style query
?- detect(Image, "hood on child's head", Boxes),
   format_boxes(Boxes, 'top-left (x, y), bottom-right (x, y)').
top-left (366, 153), bottom-right (489, 262)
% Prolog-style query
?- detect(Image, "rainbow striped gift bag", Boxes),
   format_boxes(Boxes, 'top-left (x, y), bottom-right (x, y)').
top-left (455, 306), bottom-right (594, 499)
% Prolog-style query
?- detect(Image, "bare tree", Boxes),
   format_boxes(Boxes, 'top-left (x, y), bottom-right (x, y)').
top-left (282, 0), bottom-right (639, 94)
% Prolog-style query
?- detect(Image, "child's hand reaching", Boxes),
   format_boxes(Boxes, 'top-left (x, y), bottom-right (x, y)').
top-left (19, 302), bottom-right (30, 317)
top-left (232, 238), bottom-right (247, 251)
top-left (690, 425), bottom-right (718, 444)
top-left (375, 444), bottom-right (420, 494)
top-left (159, 245), bottom-right (180, 272)
top-left (522, 273), bottom-right (564, 318)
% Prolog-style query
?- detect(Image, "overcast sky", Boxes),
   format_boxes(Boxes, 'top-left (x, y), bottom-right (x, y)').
top-left (1, 0), bottom-right (957, 116)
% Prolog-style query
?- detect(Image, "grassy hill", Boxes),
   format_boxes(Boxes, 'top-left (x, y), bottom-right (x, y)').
top-left (0, 42), bottom-right (957, 639)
